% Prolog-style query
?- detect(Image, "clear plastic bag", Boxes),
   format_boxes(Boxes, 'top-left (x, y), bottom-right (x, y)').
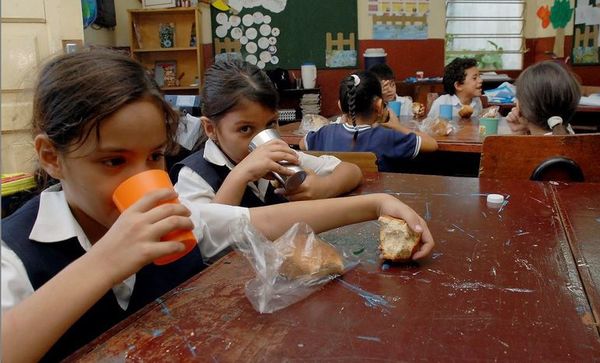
top-left (419, 117), bottom-right (454, 136)
top-left (298, 113), bottom-right (330, 135)
top-left (231, 218), bottom-right (348, 313)
top-left (480, 105), bottom-right (500, 118)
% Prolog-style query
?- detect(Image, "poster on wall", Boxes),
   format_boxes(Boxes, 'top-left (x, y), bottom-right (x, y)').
top-left (572, 0), bottom-right (600, 65)
top-left (211, 0), bottom-right (358, 69)
top-left (368, 0), bottom-right (429, 40)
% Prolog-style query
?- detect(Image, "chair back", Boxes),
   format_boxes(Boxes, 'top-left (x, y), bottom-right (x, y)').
top-left (479, 134), bottom-right (600, 182)
top-left (304, 151), bottom-right (378, 174)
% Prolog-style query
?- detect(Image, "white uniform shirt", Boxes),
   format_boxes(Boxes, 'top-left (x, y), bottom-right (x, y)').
top-left (427, 94), bottom-right (483, 119)
top-left (1, 184), bottom-right (249, 312)
top-left (174, 138), bottom-right (341, 204)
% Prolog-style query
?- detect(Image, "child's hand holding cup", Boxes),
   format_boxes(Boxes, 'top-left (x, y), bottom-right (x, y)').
top-left (112, 170), bottom-right (197, 265)
top-left (249, 129), bottom-right (307, 191)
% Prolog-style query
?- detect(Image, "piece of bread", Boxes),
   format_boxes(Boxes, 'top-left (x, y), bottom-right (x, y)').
top-left (412, 102), bottom-right (426, 118)
top-left (458, 104), bottom-right (474, 118)
top-left (378, 216), bottom-right (422, 262)
top-left (431, 118), bottom-right (452, 136)
top-left (279, 235), bottom-right (344, 279)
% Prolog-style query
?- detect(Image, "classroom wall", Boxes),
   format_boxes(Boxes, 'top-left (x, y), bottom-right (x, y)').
top-left (104, 0), bottom-right (599, 117)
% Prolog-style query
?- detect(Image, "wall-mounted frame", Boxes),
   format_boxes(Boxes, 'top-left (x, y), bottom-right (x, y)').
top-left (572, 0), bottom-right (600, 65)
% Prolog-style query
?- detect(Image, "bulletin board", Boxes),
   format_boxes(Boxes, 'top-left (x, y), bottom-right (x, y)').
top-left (211, 0), bottom-right (358, 69)
top-left (572, 0), bottom-right (600, 65)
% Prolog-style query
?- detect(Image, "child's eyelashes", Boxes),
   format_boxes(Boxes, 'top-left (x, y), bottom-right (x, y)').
top-left (101, 157), bottom-right (126, 168)
top-left (149, 151), bottom-right (165, 162)
top-left (239, 125), bottom-right (253, 134)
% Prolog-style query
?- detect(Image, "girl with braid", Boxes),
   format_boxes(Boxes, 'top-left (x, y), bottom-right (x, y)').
top-left (300, 71), bottom-right (437, 172)
top-left (171, 59), bottom-right (362, 209)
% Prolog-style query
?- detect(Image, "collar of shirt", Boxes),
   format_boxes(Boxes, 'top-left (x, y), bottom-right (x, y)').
top-left (342, 123), bottom-right (372, 133)
top-left (28, 183), bottom-right (135, 310)
top-left (203, 139), bottom-right (269, 200)
top-left (29, 184), bottom-right (91, 248)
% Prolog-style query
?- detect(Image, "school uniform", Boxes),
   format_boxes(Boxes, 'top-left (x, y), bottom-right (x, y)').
top-left (171, 138), bottom-right (341, 207)
top-left (1, 184), bottom-right (248, 361)
top-left (304, 123), bottom-right (421, 173)
top-left (427, 94), bottom-right (483, 119)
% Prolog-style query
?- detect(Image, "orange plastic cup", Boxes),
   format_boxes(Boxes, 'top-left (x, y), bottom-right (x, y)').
top-left (112, 169), bottom-right (197, 265)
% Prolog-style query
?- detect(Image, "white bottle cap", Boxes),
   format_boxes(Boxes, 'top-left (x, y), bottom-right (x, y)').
top-left (486, 194), bottom-right (504, 204)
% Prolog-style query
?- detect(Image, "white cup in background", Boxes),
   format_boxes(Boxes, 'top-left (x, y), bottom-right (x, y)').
top-left (301, 63), bottom-right (317, 89)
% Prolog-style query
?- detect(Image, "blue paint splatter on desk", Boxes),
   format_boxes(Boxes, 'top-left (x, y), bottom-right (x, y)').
top-left (338, 279), bottom-right (394, 313)
top-left (155, 297), bottom-right (171, 316)
top-left (357, 335), bottom-right (382, 342)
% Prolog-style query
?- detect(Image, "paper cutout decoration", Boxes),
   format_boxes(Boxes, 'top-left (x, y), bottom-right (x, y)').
top-left (550, 0), bottom-right (573, 58)
top-left (325, 32), bottom-right (357, 67)
top-left (537, 5), bottom-right (551, 29)
top-left (369, 0), bottom-right (430, 40)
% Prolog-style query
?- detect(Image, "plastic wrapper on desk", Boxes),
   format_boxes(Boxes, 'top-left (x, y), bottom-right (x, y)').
top-left (419, 117), bottom-right (454, 136)
top-left (231, 218), bottom-right (348, 313)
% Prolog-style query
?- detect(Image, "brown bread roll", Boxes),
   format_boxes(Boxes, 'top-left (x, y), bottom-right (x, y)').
top-left (279, 235), bottom-right (344, 279)
top-left (378, 216), bottom-right (422, 262)
top-left (458, 104), bottom-right (474, 118)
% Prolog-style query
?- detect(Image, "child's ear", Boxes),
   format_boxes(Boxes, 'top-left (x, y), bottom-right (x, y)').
top-left (454, 81), bottom-right (463, 92)
top-left (34, 134), bottom-right (63, 179)
top-left (337, 100), bottom-right (342, 112)
top-left (201, 116), bottom-right (216, 140)
top-left (374, 98), bottom-right (385, 114)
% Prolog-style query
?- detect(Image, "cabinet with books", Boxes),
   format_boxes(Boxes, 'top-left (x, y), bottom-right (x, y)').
top-left (128, 7), bottom-right (203, 94)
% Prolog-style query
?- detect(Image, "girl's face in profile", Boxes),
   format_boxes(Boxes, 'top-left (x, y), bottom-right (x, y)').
top-left (458, 66), bottom-right (483, 98)
top-left (52, 99), bottom-right (169, 238)
top-left (204, 99), bottom-right (278, 164)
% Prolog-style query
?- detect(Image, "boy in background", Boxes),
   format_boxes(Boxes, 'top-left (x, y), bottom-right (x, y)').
top-left (368, 63), bottom-right (413, 117)
top-left (427, 58), bottom-right (483, 119)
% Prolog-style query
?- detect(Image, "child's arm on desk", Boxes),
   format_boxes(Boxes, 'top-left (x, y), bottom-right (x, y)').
top-left (283, 160), bottom-right (362, 201)
top-left (250, 193), bottom-right (434, 260)
top-left (380, 110), bottom-right (438, 152)
top-left (1, 190), bottom-right (191, 362)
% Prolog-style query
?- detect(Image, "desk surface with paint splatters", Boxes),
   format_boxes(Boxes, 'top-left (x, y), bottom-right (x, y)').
top-left (67, 174), bottom-right (600, 362)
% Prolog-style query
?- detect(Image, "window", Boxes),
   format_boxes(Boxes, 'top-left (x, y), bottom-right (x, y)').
top-left (445, 0), bottom-right (525, 70)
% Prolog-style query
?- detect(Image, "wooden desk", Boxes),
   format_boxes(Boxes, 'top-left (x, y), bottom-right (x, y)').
top-left (68, 174), bottom-right (600, 361)
top-left (279, 117), bottom-right (511, 154)
top-left (551, 182), bottom-right (600, 326)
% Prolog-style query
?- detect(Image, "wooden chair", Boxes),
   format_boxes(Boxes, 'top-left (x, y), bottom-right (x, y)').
top-left (304, 151), bottom-right (378, 173)
top-left (479, 134), bottom-right (600, 182)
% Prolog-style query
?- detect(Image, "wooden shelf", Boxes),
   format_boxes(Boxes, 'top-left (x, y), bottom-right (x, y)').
top-left (132, 47), bottom-right (197, 53)
top-left (160, 86), bottom-right (200, 91)
top-left (129, 8), bottom-right (196, 15)
top-left (128, 7), bottom-right (203, 94)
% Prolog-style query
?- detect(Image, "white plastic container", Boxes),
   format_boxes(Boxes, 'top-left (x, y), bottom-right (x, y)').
top-left (363, 48), bottom-right (387, 70)
top-left (301, 63), bottom-right (317, 89)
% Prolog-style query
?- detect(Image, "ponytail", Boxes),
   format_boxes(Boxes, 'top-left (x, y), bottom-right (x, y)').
top-left (347, 75), bottom-right (360, 145)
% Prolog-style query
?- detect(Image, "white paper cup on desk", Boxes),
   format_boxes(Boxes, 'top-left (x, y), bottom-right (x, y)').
top-left (301, 63), bottom-right (317, 89)
top-left (248, 129), bottom-right (307, 191)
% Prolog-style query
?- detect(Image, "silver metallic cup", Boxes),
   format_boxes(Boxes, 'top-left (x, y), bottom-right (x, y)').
top-left (248, 129), bottom-right (307, 191)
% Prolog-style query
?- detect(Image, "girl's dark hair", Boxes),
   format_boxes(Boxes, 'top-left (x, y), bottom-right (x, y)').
top-left (443, 57), bottom-right (478, 95)
top-left (201, 59), bottom-right (278, 115)
top-left (339, 71), bottom-right (382, 144)
top-left (197, 59), bottom-right (278, 147)
top-left (368, 63), bottom-right (395, 81)
top-left (32, 48), bottom-right (179, 188)
top-left (515, 61), bottom-right (581, 133)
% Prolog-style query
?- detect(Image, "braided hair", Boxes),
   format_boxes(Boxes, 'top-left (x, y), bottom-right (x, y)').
top-left (338, 71), bottom-right (382, 147)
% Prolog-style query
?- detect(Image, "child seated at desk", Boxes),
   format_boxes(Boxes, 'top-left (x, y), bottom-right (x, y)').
top-left (427, 58), bottom-right (483, 119)
top-left (505, 61), bottom-right (580, 135)
top-left (1, 50), bottom-right (434, 362)
top-left (171, 59), bottom-right (362, 206)
top-left (368, 63), bottom-right (413, 117)
top-left (299, 71), bottom-right (437, 172)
